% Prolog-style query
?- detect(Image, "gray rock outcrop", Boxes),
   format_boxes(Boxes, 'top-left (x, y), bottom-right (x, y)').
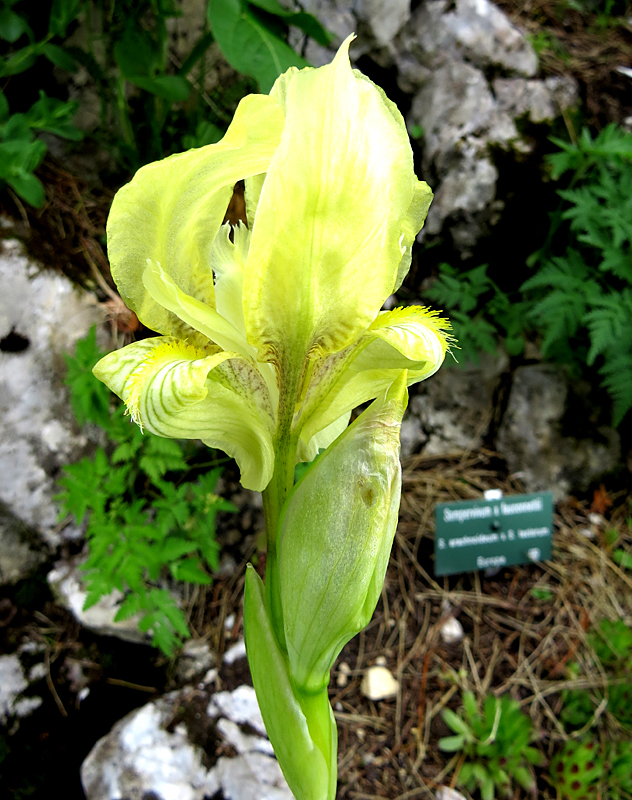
top-left (496, 365), bottom-right (620, 500)
top-left (290, 0), bottom-right (577, 254)
top-left (0, 237), bottom-right (104, 548)
top-left (81, 683), bottom-right (292, 800)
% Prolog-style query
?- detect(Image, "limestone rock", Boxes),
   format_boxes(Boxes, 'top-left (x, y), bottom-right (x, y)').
top-left (356, 0), bottom-right (410, 47)
top-left (0, 642), bottom-right (46, 729)
top-left (396, 0), bottom-right (536, 78)
top-left (493, 76), bottom-right (578, 124)
top-left (175, 639), bottom-right (216, 685)
top-left (0, 502), bottom-right (47, 586)
top-left (48, 561), bottom-right (148, 644)
top-left (442, 0), bottom-right (537, 76)
top-left (0, 237), bottom-right (103, 547)
top-left (409, 350), bottom-right (509, 456)
top-left (496, 365), bottom-right (621, 500)
top-left (81, 684), bottom-right (292, 800)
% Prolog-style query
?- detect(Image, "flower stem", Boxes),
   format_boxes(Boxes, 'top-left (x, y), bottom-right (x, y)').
top-left (261, 360), bottom-right (302, 651)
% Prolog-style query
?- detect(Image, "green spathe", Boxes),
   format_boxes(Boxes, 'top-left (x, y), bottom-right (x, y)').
top-left (243, 565), bottom-right (337, 800)
top-left (279, 372), bottom-right (408, 694)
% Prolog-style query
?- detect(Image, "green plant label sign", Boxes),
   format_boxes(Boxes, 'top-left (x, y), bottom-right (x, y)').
top-left (434, 492), bottom-right (553, 576)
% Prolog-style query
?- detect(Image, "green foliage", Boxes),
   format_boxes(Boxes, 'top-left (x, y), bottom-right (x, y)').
top-left (0, 88), bottom-right (82, 206)
top-left (0, 0), bottom-right (328, 193)
top-left (208, 0), bottom-right (331, 93)
top-left (438, 691), bottom-right (542, 800)
top-left (424, 264), bottom-right (528, 363)
top-left (559, 619), bottom-right (632, 732)
top-left (550, 739), bottom-right (603, 800)
top-left (550, 737), bottom-right (632, 800)
top-left (525, 124), bottom-right (632, 425)
top-left (56, 328), bottom-right (236, 655)
top-left (0, 1), bottom-right (84, 205)
top-left (588, 618), bottom-right (632, 668)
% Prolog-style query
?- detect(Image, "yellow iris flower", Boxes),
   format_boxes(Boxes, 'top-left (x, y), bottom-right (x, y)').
top-left (94, 36), bottom-right (450, 493)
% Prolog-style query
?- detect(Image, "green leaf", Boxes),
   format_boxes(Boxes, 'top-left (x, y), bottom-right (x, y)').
top-left (247, 0), bottom-right (332, 47)
top-left (530, 586), bottom-right (554, 601)
top-left (178, 31), bottom-right (215, 76)
top-left (0, 47), bottom-right (37, 77)
top-left (0, 8), bottom-right (30, 43)
top-left (208, 0), bottom-right (308, 92)
top-left (114, 26), bottom-right (158, 78)
top-left (49, 0), bottom-right (82, 38)
top-left (41, 43), bottom-right (78, 72)
top-left (442, 708), bottom-right (471, 736)
top-left (614, 549), bottom-right (632, 569)
top-left (6, 171), bottom-right (45, 207)
top-left (0, 90), bottom-right (8, 123)
top-left (160, 537), bottom-right (198, 562)
top-left (438, 734), bottom-right (466, 752)
top-left (129, 74), bottom-right (191, 102)
top-left (170, 557), bottom-right (212, 584)
top-left (27, 92), bottom-right (83, 140)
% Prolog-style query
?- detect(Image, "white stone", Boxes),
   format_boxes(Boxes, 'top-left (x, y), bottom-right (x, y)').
top-left (48, 561), bottom-right (148, 644)
top-left (216, 718), bottom-right (274, 756)
top-left (444, 0), bottom-right (537, 76)
top-left (0, 238), bottom-right (103, 547)
top-left (223, 639), bottom-right (247, 665)
top-left (409, 350), bottom-right (509, 456)
top-left (0, 652), bottom-right (43, 725)
top-left (176, 639), bottom-right (215, 684)
top-left (440, 616), bottom-right (464, 644)
top-left (356, 0), bottom-right (410, 47)
top-left (496, 365), bottom-right (620, 500)
top-left (360, 665), bottom-right (399, 700)
top-left (82, 685), bottom-right (292, 800)
top-left (209, 685), bottom-right (267, 737)
top-left (436, 787), bottom-right (468, 800)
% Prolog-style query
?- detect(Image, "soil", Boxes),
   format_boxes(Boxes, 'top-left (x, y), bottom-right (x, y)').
top-left (1, 452), bottom-right (631, 798)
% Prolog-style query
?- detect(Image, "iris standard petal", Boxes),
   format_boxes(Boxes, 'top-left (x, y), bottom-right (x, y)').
top-left (93, 337), bottom-right (275, 491)
top-left (142, 260), bottom-right (252, 359)
top-left (107, 93), bottom-right (285, 337)
top-left (298, 306), bottom-right (451, 445)
top-left (243, 36), bottom-right (421, 372)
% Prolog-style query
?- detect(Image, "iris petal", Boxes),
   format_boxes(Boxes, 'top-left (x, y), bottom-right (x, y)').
top-left (243, 36), bottom-right (427, 375)
top-left (93, 338), bottom-right (275, 491)
top-left (107, 93), bottom-right (285, 337)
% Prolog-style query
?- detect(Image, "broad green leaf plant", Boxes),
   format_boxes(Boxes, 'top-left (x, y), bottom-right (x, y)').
top-left (94, 36), bottom-right (450, 800)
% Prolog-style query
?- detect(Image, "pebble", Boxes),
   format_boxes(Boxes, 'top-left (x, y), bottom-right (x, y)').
top-left (441, 616), bottom-right (465, 644)
top-left (336, 662), bottom-right (351, 688)
top-left (360, 666), bottom-right (399, 700)
top-left (436, 787), bottom-right (468, 800)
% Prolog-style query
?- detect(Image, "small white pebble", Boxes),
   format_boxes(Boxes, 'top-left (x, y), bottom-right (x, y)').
top-left (440, 616), bottom-right (464, 645)
top-left (336, 662), bottom-right (351, 687)
top-left (588, 512), bottom-right (605, 527)
top-left (361, 665), bottom-right (399, 700)
top-left (436, 787), bottom-right (468, 800)
top-left (224, 613), bottom-right (235, 631)
top-left (77, 687), bottom-right (90, 703)
top-left (28, 663), bottom-right (47, 683)
top-left (335, 702), bottom-right (343, 712)
top-left (375, 655), bottom-right (387, 666)
top-left (356, 727), bottom-right (365, 741)
top-left (199, 668), bottom-right (218, 687)
top-left (223, 640), bottom-right (247, 664)
top-left (578, 527), bottom-right (597, 539)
